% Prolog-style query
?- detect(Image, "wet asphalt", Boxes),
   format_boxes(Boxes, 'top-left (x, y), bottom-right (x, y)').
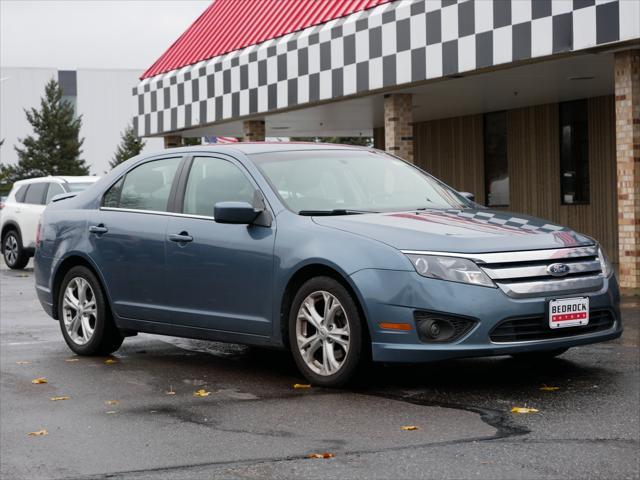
top-left (0, 264), bottom-right (638, 480)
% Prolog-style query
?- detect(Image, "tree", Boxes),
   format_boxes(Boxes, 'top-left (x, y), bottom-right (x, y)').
top-left (11, 79), bottom-right (88, 179)
top-left (110, 123), bottom-right (146, 168)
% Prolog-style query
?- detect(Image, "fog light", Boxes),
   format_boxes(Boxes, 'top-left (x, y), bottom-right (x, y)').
top-left (419, 318), bottom-right (455, 341)
top-left (414, 311), bottom-right (477, 343)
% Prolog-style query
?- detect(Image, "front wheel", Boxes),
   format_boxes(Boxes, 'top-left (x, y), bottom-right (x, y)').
top-left (58, 266), bottom-right (124, 355)
top-left (289, 277), bottom-right (366, 387)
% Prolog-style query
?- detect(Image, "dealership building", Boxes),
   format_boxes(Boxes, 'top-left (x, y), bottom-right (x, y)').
top-left (133, 0), bottom-right (640, 289)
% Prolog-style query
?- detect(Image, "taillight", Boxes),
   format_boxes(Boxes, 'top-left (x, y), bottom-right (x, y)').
top-left (35, 218), bottom-right (43, 248)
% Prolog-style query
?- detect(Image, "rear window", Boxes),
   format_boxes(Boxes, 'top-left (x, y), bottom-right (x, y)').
top-left (14, 185), bottom-right (28, 203)
top-left (23, 183), bottom-right (48, 205)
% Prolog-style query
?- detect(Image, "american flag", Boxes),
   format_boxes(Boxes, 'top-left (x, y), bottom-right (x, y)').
top-left (204, 136), bottom-right (239, 144)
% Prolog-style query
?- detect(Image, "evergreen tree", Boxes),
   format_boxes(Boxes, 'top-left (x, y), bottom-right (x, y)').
top-left (110, 123), bottom-right (146, 168)
top-left (12, 79), bottom-right (88, 178)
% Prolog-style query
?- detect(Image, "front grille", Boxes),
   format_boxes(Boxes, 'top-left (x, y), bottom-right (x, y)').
top-left (490, 309), bottom-right (615, 343)
top-left (477, 246), bottom-right (604, 298)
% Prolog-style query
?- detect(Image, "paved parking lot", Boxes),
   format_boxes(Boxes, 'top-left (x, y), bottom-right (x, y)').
top-left (1, 263), bottom-right (638, 480)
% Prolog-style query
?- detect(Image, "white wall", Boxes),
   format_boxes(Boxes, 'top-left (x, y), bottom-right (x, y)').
top-left (0, 67), bottom-right (163, 176)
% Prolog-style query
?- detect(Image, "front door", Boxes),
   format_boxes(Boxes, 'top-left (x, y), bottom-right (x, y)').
top-left (165, 155), bottom-right (276, 336)
top-left (89, 156), bottom-right (183, 322)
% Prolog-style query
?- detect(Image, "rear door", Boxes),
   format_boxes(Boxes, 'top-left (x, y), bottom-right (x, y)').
top-left (164, 155), bottom-right (276, 336)
top-left (90, 156), bottom-right (184, 322)
top-left (19, 182), bottom-right (48, 248)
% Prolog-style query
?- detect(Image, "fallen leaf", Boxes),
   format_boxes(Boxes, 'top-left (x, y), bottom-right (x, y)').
top-left (50, 396), bottom-right (70, 401)
top-left (31, 377), bottom-right (47, 384)
top-left (511, 407), bottom-right (539, 414)
top-left (401, 425), bottom-right (419, 431)
top-left (193, 389), bottom-right (211, 397)
top-left (65, 358), bottom-right (79, 363)
top-left (16, 361), bottom-right (32, 365)
top-left (105, 400), bottom-right (119, 406)
top-left (27, 429), bottom-right (48, 437)
top-left (540, 385), bottom-right (560, 392)
top-left (307, 452), bottom-right (335, 459)
top-left (293, 384), bottom-right (311, 389)
top-left (104, 358), bottom-right (117, 365)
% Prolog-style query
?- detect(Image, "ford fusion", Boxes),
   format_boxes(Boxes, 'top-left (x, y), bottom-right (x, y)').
top-left (34, 144), bottom-right (621, 386)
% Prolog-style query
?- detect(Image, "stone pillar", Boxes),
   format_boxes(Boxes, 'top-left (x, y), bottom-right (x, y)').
top-left (164, 135), bottom-right (182, 148)
top-left (373, 127), bottom-right (385, 150)
top-left (384, 94), bottom-right (413, 162)
top-left (615, 50), bottom-right (640, 290)
top-left (243, 120), bottom-right (265, 142)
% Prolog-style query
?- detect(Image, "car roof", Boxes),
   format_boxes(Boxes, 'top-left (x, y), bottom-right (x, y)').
top-left (148, 142), bottom-right (373, 156)
top-left (13, 175), bottom-right (100, 185)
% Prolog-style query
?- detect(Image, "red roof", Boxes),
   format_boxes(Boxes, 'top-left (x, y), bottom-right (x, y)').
top-left (142, 0), bottom-right (392, 79)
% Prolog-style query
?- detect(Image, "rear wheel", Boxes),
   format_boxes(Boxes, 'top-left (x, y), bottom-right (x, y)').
top-left (289, 277), bottom-right (366, 387)
top-left (58, 266), bottom-right (123, 355)
top-left (3, 230), bottom-right (29, 270)
top-left (510, 348), bottom-right (569, 361)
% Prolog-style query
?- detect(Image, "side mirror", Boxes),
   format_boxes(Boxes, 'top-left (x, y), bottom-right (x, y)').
top-left (214, 201), bottom-right (261, 224)
top-left (459, 192), bottom-right (475, 202)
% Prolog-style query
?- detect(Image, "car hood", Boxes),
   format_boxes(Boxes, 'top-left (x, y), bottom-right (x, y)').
top-left (312, 208), bottom-right (594, 253)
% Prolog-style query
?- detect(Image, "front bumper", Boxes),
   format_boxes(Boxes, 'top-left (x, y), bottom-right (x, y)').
top-left (350, 269), bottom-right (622, 363)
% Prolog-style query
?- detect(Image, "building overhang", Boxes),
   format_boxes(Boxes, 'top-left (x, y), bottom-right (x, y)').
top-left (133, 0), bottom-right (640, 138)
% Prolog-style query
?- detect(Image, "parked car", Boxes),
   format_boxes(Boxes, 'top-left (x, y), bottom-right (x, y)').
top-left (33, 144), bottom-right (620, 386)
top-left (2, 176), bottom-right (99, 269)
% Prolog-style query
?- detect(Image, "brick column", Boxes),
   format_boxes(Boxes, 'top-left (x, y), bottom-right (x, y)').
top-left (243, 120), bottom-right (265, 142)
top-left (163, 135), bottom-right (182, 148)
top-left (384, 94), bottom-right (413, 162)
top-left (615, 50), bottom-right (640, 290)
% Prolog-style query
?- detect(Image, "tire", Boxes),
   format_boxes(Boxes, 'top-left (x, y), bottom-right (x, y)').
top-left (57, 266), bottom-right (124, 356)
top-left (2, 230), bottom-right (29, 270)
top-left (288, 276), bottom-right (366, 387)
top-left (510, 348), bottom-right (569, 361)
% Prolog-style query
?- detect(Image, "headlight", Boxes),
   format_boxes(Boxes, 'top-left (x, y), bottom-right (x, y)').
top-left (405, 254), bottom-right (496, 288)
top-left (597, 247), bottom-right (613, 277)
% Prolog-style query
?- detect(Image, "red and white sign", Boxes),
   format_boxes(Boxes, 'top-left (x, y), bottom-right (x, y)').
top-left (549, 297), bottom-right (589, 329)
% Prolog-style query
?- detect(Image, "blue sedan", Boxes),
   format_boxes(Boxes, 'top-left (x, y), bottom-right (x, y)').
top-left (34, 143), bottom-right (621, 386)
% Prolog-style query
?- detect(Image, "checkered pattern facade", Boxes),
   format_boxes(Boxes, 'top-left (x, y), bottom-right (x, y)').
top-left (133, 0), bottom-right (640, 137)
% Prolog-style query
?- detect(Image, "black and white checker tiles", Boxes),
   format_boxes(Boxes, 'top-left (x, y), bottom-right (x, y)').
top-left (133, 0), bottom-right (640, 137)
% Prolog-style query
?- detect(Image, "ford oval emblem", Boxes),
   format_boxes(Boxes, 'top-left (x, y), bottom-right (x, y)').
top-left (547, 263), bottom-right (571, 277)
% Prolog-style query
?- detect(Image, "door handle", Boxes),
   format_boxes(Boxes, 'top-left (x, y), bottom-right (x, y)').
top-left (169, 232), bottom-right (193, 243)
top-left (89, 224), bottom-right (108, 234)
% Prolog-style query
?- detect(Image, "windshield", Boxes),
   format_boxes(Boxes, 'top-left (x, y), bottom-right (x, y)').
top-left (252, 150), bottom-right (470, 213)
top-left (65, 182), bottom-right (94, 193)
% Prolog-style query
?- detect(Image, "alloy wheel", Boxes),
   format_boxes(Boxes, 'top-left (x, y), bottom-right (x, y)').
top-left (4, 234), bottom-right (18, 266)
top-left (296, 291), bottom-right (350, 376)
top-left (62, 277), bottom-right (97, 345)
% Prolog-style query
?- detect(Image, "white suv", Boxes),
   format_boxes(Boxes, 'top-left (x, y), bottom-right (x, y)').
top-left (1, 176), bottom-right (99, 269)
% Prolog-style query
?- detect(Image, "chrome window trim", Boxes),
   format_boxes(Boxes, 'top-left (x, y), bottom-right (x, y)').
top-left (400, 246), bottom-right (598, 264)
top-left (100, 206), bottom-right (215, 221)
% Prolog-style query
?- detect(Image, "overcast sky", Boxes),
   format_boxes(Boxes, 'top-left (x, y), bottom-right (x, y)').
top-left (1, 0), bottom-right (211, 74)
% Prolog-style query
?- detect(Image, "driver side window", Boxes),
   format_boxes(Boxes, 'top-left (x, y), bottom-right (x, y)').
top-left (183, 157), bottom-right (255, 217)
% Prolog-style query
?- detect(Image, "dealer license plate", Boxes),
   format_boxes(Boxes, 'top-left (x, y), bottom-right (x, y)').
top-left (548, 297), bottom-right (589, 329)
